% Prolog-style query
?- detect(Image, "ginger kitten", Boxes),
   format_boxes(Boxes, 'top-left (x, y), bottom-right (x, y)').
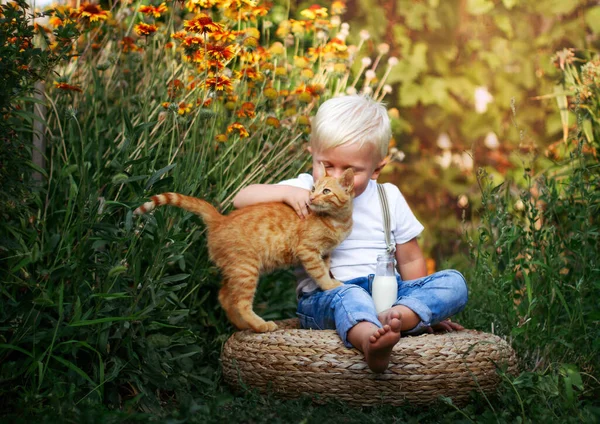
top-left (134, 167), bottom-right (354, 332)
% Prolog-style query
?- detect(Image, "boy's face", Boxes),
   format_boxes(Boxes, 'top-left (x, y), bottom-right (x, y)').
top-left (310, 143), bottom-right (386, 197)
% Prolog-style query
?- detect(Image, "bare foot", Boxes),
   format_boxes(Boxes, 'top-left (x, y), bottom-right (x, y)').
top-left (363, 310), bottom-right (402, 373)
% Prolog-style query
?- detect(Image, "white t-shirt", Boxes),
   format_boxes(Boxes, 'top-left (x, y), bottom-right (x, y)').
top-left (277, 174), bottom-right (424, 297)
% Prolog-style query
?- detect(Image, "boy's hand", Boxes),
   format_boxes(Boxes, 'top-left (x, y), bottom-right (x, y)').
top-left (284, 187), bottom-right (312, 219)
top-left (426, 319), bottom-right (465, 333)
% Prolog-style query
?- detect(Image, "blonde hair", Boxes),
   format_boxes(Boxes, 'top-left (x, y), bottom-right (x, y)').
top-left (310, 95), bottom-right (391, 160)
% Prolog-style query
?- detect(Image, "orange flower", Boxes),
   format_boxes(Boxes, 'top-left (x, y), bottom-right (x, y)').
top-left (185, 0), bottom-right (219, 13)
top-left (181, 35), bottom-right (205, 51)
top-left (34, 23), bottom-right (52, 34)
top-left (265, 116), bottom-right (280, 128)
top-left (326, 38), bottom-right (348, 52)
top-left (331, 1), bottom-right (346, 15)
top-left (78, 3), bottom-right (110, 22)
top-left (300, 4), bottom-right (328, 20)
top-left (223, 0), bottom-right (258, 9)
top-left (120, 37), bottom-right (141, 52)
top-left (239, 66), bottom-right (263, 81)
top-left (171, 30), bottom-right (188, 40)
top-left (202, 75), bottom-right (233, 92)
top-left (210, 29), bottom-right (237, 43)
top-left (253, 5), bottom-right (270, 17)
top-left (139, 3), bottom-right (168, 18)
top-left (199, 98), bottom-right (213, 107)
top-left (167, 79), bottom-right (184, 99)
top-left (227, 122), bottom-right (249, 138)
top-left (236, 102), bottom-right (256, 118)
top-left (263, 87), bottom-right (278, 100)
top-left (205, 43), bottom-right (236, 61)
top-left (54, 81), bottom-right (83, 92)
top-left (135, 23), bottom-right (158, 36)
top-left (297, 115), bottom-right (310, 126)
top-left (184, 14), bottom-right (224, 34)
top-left (178, 102), bottom-right (193, 115)
top-left (188, 50), bottom-right (205, 63)
top-left (239, 46), bottom-right (270, 65)
top-left (204, 60), bottom-right (226, 71)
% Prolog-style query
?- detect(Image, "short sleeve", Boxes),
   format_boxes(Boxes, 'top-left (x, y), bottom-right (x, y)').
top-left (277, 173), bottom-right (314, 190)
top-left (386, 183), bottom-right (424, 244)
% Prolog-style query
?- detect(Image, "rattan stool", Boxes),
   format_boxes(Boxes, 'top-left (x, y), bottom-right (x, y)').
top-left (221, 318), bottom-right (518, 406)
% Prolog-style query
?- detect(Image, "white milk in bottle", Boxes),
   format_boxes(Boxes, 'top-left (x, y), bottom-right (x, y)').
top-left (371, 253), bottom-right (397, 313)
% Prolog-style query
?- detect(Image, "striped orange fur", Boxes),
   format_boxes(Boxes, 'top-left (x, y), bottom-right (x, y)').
top-left (134, 169), bottom-right (355, 333)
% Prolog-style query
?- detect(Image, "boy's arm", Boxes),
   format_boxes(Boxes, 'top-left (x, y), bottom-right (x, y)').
top-left (233, 184), bottom-right (312, 219)
top-left (395, 238), bottom-right (427, 280)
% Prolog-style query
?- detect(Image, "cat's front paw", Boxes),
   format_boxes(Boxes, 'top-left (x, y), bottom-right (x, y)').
top-left (252, 320), bottom-right (279, 333)
top-left (319, 279), bottom-right (343, 291)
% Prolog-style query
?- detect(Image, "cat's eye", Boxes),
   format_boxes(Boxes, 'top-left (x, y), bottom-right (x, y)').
top-left (311, 186), bottom-right (315, 192)
top-left (322, 188), bottom-right (331, 194)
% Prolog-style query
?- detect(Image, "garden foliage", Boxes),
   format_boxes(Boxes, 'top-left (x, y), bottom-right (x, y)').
top-left (0, 0), bottom-right (396, 414)
top-left (0, 0), bottom-right (599, 421)
top-left (461, 49), bottom-right (600, 416)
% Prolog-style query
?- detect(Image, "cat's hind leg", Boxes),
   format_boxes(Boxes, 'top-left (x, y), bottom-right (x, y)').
top-left (226, 266), bottom-right (278, 333)
top-left (218, 283), bottom-right (250, 330)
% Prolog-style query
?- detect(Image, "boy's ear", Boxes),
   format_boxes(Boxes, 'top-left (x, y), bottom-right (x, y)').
top-left (370, 158), bottom-right (388, 180)
top-left (317, 161), bottom-right (327, 177)
top-left (339, 168), bottom-right (355, 194)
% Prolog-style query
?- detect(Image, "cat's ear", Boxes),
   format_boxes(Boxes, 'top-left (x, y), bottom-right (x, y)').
top-left (339, 168), bottom-right (355, 194)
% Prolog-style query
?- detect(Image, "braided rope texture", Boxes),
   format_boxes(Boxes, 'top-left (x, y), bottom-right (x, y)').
top-left (221, 319), bottom-right (518, 406)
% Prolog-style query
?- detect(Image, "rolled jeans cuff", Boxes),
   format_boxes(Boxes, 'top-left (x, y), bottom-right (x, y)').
top-left (337, 312), bottom-right (381, 348)
top-left (394, 297), bottom-right (432, 335)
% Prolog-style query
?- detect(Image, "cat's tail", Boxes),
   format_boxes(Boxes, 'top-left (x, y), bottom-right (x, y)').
top-left (134, 192), bottom-right (222, 227)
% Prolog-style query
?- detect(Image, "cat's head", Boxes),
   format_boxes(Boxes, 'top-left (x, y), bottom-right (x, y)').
top-left (309, 164), bottom-right (355, 213)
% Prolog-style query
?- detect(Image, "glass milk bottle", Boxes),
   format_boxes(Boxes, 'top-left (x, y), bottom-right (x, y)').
top-left (371, 253), bottom-right (397, 313)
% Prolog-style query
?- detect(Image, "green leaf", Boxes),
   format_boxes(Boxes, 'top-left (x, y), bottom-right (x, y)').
top-left (159, 274), bottom-right (191, 284)
top-left (555, 85), bottom-right (569, 142)
top-left (69, 316), bottom-right (138, 326)
top-left (61, 164), bottom-right (79, 177)
top-left (467, 0), bottom-right (494, 15)
top-left (0, 343), bottom-right (34, 358)
top-left (585, 7), bottom-right (600, 34)
top-left (399, 83), bottom-right (422, 107)
top-left (10, 256), bottom-right (31, 273)
top-left (145, 163), bottom-right (176, 190)
top-left (90, 292), bottom-right (131, 300)
top-left (25, 160), bottom-right (48, 178)
top-left (582, 119), bottom-right (593, 143)
top-left (494, 14), bottom-right (513, 38)
top-left (52, 355), bottom-right (96, 386)
top-left (112, 174), bottom-right (147, 184)
top-left (108, 265), bottom-right (127, 277)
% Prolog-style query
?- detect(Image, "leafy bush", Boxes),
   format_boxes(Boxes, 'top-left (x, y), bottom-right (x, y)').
top-left (461, 49), bottom-right (600, 405)
top-left (0, 0), bottom-right (396, 415)
top-left (0, 0), bottom-right (78, 215)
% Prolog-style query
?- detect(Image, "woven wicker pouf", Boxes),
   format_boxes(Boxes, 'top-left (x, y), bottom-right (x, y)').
top-left (221, 318), bottom-right (518, 406)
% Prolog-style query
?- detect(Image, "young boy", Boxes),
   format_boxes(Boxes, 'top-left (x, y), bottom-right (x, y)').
top-left (233, 95), bottom-right (468, 373)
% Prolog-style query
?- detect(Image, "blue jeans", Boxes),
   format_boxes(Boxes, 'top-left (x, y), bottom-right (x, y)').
top-left (296, 270), bottom-right (468, 348)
